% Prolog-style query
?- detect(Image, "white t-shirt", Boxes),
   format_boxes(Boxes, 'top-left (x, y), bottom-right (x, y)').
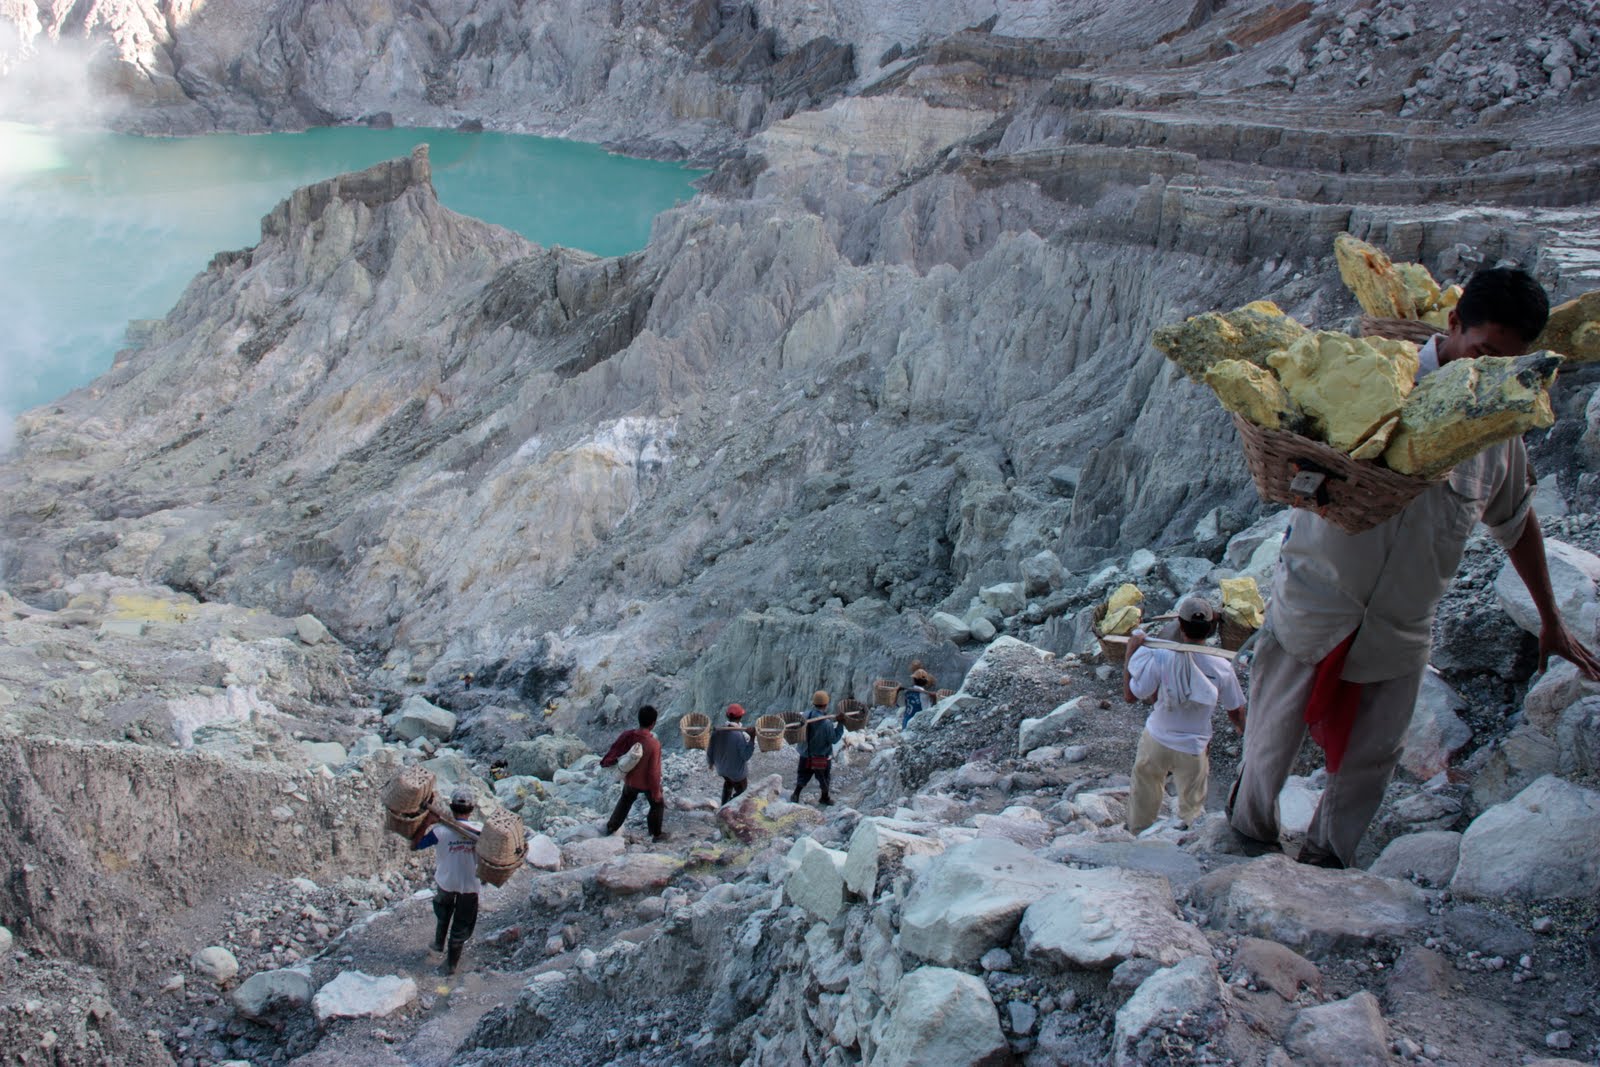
top-left (431, 822), bottom-right (482, 894)
top-left (1128, 645), bottom-right (1245, 756)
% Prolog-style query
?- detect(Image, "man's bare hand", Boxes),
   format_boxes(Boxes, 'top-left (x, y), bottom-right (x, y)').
top-left (1540, 619), bottom-right (1600, 680)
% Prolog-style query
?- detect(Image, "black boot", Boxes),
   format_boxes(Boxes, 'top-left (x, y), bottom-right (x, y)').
top-left (818, 794), bottom-right (834, 807)
top-left (446, 942), bottom-right (463, 973)
top-left (433, 918), bottom-right (449, 953)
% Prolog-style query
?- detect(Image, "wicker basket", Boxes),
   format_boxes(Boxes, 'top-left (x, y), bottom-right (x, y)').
top-left (679, 712), bottom-right (712, 751)
top-left (872, 679), bottom-right (902, 707)
top-left (838, 699), bottom-right (869, 731)
top-left (1360, 315), bottom-right (1441, 345)
top-left (1091, 603), bottom-right (1125, 662)
top-left (381, 767), bottom-right (436, 836)
top-left (1219, 617), bottom-right (1257, 652)
top-left (781, 710), bottom-right (808, 746)
top-left (754, 714), bottom-right (787, 752)
top-left (1231, 414), bottom-right (1440, 534)
top-left (475, 808), bottom-right (526, 865)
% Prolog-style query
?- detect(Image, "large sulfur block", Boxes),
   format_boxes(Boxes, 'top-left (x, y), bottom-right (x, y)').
top-left (1204, 359), bottom-right (1301, 431)
top-left (1535, 289), bottom-right (1600, 364)
top-left (1268, 331), bottom-right (1417, 454)
top-left (1381, 353), bottom-right (1561, 477)
top-left (1152, 301), bottom-right (1306, 382)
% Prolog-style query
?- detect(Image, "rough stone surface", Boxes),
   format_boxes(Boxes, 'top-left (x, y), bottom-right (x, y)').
top-left (900, 838), bottom-right (1078, 966)
top-left (786, 837), bottom-right (847, 921)
top-left (311, 971), bottom-right (418, 1023)
top-left (1284, 991), bottom-right (1392, 1067)
top-left (390, 695), bottom-right (456, 743)
top-left (1369, 831), bottom-right (1462, 888)
top-left (190, 946), bottom-right (239, 984)
top-left (1112, 956), bottom-right (1227, 1067)
top-left (231, 968), bottom-right (314, 1020)
top-left (1192, 855), bottom-right (1429, 956)
top-left (1230, 937), bottom-right (1321, 1001)
top-left (595, 853), bottom-right (684, 896)
top-left (843, 817), bottom-right (943, 901)
top-left (1452, 776), bottom-right (1600, 900)
top-left (293, 613), bottom-right (330, 645)
top-left (1017, 697), bottom-right (1089, 756)
top-left (1496, 539), bottom-right (1600, 645)
top-left (872, 966), bottom-right (1009, 1067)
top-left (1401, 670), bottom-right (1471, 780)
top-left (1019, 868), bottom-right (1209, 969)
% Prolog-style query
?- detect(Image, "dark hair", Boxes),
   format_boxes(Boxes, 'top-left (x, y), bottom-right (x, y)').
top-left (638, 704), bottom-right (658, 728)
top-left (450, 801), bottom-right (474, 815)
top-left (1455, 267), bottom-right (1549, 342)
top-left (1179, 616), bottom-right (1214, 641)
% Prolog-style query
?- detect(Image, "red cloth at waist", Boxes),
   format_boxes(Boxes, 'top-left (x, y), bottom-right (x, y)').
top-left (1306, 631), bottom-right (1362, 775)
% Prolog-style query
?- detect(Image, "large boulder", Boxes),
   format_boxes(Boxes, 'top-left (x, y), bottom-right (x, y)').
top-left (561, 834), bottom-right (627, 868)
top-left (1495, 539), bottom-right (1600, 645)
top-left (312, 971), bottom-right (417, 1023)
top-left (871, 967), bottom-right (1009, 1067)
top-left (786, 837), bottom-right (848, 921)
top-left (1557, 698), bottom-right (1600, 776)
top-left (525, 833), bottom-right (561, 871)
top-left (231, 968), bottom-right (314, 1020)
top-left (1470, 723), bottom-right (1559, 808)
top-left (1401, 670), bottom-right (1471, 780)
top-left (389, 695), bottom-right (456, 742)
top-left (1112, 956), bottom-right (1227, 1067)
top-left (1017, 697), bottom-right (1089, 756)
top-left (1019, 868), bottom-right (1209, 970)
top-left (1284, 991), bottom-right (1392, 1067)
top-left (1043, 839), bottom-right (1205, 892)
top-left (506, 733), bottom-right (589, 780)
top-left (930, 612), bottom-right (972, 643)
top-left (900, 838), bottom-right (1078, 966)
top-left (979, 582), bottom-right (1026, 617)
top-left (190, 946), bottom-right (239, 984)
top-left (1523, 660), bottom-right (1600, 732)
top-left (843, 817), bottom-right (943, 901)
top-left (1022, 551), bottom-right (1064, 596)
top-left (595, 853), bottom-right (683, 896)
top-left (1451, 775), bottom-right (1600, 900)
top-left (1191, 855), bottom-right (1429, 956)
top-left (1368, 831), bottom-right (1462, 888)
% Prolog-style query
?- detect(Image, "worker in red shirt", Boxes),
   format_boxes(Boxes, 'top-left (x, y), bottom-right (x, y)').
top-left (600, 704), bottom-right (667, 842)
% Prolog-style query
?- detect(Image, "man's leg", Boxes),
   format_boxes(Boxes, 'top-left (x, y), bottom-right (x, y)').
top-left (445, 892), bottom-right (479, 973)
top-left (729, 778), bottom-right (748, 801)
top-left (1304, 668), bottom-right (1424, 866)
top-left (818, 765), bottom-right (834, 805)
top-left (721, 778), bottom-right (735, 805)
top-left (431, 889), bottom-right (455, 952)
top-left (1172, 747), bottom-right (1210, 827)
top-left (1229, 629), bottom-right (1317, 845)
top-left (647, 795), bottom-right (665, 838)
top-left (791, 759), bottom-right (813, 802)
top-left (1126, 730), bottom-right (1169, 834)
top-left (607, 787), bottom-right (641, 834)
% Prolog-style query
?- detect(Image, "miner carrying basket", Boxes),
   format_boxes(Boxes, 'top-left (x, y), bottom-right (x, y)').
top-left (411, 785), bottom-right (483, 975)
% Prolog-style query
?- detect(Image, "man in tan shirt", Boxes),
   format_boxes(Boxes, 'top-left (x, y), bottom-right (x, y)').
top-left (1228, 267), bottom-right (1600, 868)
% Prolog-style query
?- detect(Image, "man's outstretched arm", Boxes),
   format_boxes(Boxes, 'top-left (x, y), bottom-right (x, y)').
top-left (1506, 506), bottom-right (1600, 679)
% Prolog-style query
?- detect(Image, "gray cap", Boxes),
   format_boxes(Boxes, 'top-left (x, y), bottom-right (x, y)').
top-left (1175, 595), bottom-right (1217, 623)
top-left (449, 785), bottom-right (476, 807)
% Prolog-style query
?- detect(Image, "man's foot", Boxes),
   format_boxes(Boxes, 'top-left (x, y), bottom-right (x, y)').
top-left (789, 792), bottom-right (802, 804)
top-left (1294, 843), bottom-right (1345, 869)
top-left (651, 832), bottom-right (671, 844)
top-left (818, 796), bottom-right (834, 807)
top-left (1217, 824), bottom-right (1280, 858)
top-left (431, 940), bottom-right (445, 954)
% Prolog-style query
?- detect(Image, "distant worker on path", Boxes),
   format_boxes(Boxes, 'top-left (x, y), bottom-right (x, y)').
top-left (1229, 267), bottom-right (1600, 868)
top-left (792, 690), bottom-right (845, 806)
top-left (600, 704), bottom-right (667, 842)
top-left (1122, 596), bottom-right (1245, 835)
top-left (410, 785), bottom-right (483, 974)
top-left (901, 664), bottom-right (937, 729)
top-left (708, 703), bottom-right (757, 804)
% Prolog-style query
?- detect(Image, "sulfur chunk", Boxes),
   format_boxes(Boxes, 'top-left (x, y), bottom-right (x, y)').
top-left (1381, 353), bottom-right (1562, 477)
top-left (1267, 332), bottom-right (1418, 454)
top-left (1395, 262), bottom-right (1442, 314)
top-left (1534, 289), bottom-right (1600, 364)
top-left (1204, 360), bottom-right (1300, 430)
top-left (1152, 302), bottom-right (1307, 382)
top-left (1219, 576), bottom-right (1264, 630)
top-left (1349, 415), bottom-right (1398, 461)
top-left (1335, 233), bottom-right (1414, 318)
top-left (1101, 605), bottom-right (1142, 636)
top-left (1106, 583), bottom-right (1144, 615)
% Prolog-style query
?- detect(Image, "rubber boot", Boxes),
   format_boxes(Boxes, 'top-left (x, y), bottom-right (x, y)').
top-left (433, 917), bottom-right (450, 953)
top-left (818, 793), bottom-right (834, 807)
top-left (446, 942), bottom-right (463, 973)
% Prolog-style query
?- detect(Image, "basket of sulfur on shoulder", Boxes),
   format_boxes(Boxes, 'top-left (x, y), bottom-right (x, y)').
top-left (474, 808), bottom-right (528, 887)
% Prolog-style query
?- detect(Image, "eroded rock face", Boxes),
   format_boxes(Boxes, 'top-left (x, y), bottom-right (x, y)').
top-left (900, 837), bottom-right (1078, 966)
top-left (1018, 869), bottom-right (1209, 970)
top-left (871, 966), bottom-right (1010, 1067)
top-left (1452, 775), bottom-right (1600, 900)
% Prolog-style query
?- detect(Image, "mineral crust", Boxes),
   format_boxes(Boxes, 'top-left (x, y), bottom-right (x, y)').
top-left (1267, 332), bottom-right (1418, 455)
top-left (1381, 353), bottom-right (1562, 477)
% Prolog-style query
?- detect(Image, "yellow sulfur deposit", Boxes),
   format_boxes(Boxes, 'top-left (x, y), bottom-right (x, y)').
top-left (1534, 289), bottom-right (1600, 364)
top-left (1267, 331), bottom-right (1418, 454)
top-left (1152, 302), bottom-right (1307, 382)
top-left (1106, 583), bottom-right (1144, 615)
top-left (1219, 576), bottom-right (1265, 629)
top-left (1203, 359), bottom-right (1301, 430)
top-left (1101, 605), bottom-right (1142, 636)
top-left (1381, 353), bottom-right (1562, 477)
top-left (1335, 234), bottom-right (1413, 318)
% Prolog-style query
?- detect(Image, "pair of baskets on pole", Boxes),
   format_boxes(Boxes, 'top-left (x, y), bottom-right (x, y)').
top-left (381, 766), bottom-right (527, 887)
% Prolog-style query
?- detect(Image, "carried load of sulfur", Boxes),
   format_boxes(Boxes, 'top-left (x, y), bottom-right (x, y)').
top-left (1218, 575), bottom-right (1265, 650)
top-left (1334, 233), bottom-right (1461, 328)
top-left (1153, 236), bottom-right (1563, 531)
top-left (1093, 583), bottom-right (1144, 659)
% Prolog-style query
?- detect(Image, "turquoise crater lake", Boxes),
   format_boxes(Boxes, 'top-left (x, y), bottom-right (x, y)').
top-left (0, 125), bottom-right (704, 418)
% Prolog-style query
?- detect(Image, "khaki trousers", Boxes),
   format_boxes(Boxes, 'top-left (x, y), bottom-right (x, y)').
top-left (1228, 628), bottom-right (1423, 866)
top-left (1127, 730), bottom-right (1209, 834)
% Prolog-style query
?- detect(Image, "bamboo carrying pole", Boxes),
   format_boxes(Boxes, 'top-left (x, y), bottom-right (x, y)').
top-left (1098, 634), bottom-right (1240, 661)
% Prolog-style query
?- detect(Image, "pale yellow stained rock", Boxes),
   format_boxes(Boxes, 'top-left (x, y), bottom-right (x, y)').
top-left (1395, 263), bottom-right (1441, 316)
top-left (1106, 583), bottom-right (1144, 615)
top-left (1534, 289), bottom-right (1600, 364)
top-left (1101, 605), bottom-right (1142, 636)
top-left (1152, 302), bottom-right (1307, 382)
top-left (1203, 360), bottom-right (1300, 430)
top-left (1349, 415), bottom-right (1398, 461)
top-left (1267, 332), bottom-right (1418, 454)
top-left (1381, 353), bottom-right (1562, 477)
top-left (1335, 234), bottom-right (1413, 318)
top-left (1219, 576), bottom-right (1264, 629)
